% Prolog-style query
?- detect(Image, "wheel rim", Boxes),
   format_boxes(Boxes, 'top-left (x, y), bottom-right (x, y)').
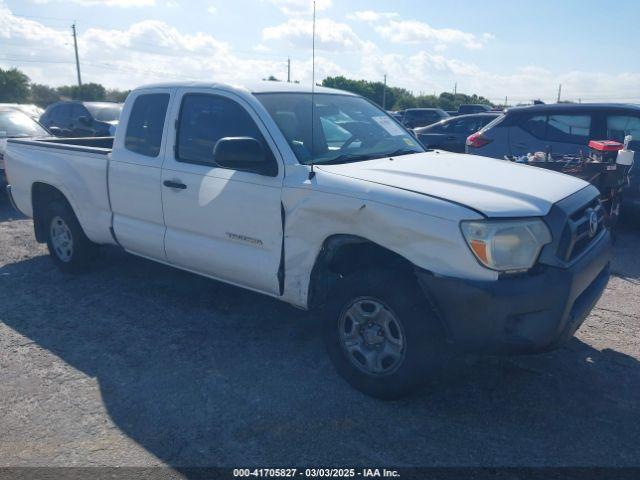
top-left (50, 216), bottom-right (74, 262)
top-left (338, 297), bottom-right (406, 376)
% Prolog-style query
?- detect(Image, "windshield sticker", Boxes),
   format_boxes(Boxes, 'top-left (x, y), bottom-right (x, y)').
top-left (403, 137), bottom-right (417, 147)
top-left (372, 116), bottom-right (406, 136)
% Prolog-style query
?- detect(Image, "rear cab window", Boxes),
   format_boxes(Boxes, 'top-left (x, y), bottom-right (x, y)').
top-left (125, 93), bottom-right (170, 157)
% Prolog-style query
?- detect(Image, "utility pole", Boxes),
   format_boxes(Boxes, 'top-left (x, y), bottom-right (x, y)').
top-left (382, 74), bottom-right (387, 110)
top-left (454, 82), bottom-right (457, 96)
top-left (71, 22), bottom-right (82, 87)
top-left (557, 83), bottom-right (562, 103)
top-left (287, 57), bottom-right (291, 83)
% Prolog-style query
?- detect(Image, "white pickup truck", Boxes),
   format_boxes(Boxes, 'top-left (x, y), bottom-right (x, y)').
top-left (5, 82), bottom-right (611, 398)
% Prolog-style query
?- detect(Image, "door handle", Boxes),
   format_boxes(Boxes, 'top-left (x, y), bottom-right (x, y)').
top-left (163, 180), bottom-right (187, 190)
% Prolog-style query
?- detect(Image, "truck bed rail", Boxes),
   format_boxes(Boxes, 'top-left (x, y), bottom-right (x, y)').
top-left (7, 136), bottom-right (113, 155)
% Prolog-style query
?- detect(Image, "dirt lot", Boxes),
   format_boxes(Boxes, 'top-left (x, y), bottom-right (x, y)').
top-left (0, 194), bottom-right (639, 468)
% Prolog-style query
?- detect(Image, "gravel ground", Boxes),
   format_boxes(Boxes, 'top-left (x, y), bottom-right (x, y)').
top-left (0, 194), bottom-right (639, 468)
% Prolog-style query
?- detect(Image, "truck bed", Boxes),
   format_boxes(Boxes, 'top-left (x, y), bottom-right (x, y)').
top-left (5, 136), bottom-right (116, 246)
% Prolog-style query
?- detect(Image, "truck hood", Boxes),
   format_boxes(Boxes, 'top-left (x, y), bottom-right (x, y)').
top-left (316, 151), bottom-right (589, 217)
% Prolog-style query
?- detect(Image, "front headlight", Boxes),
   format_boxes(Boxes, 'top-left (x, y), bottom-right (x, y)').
top-left (461, 218), bottom-right (552, 272)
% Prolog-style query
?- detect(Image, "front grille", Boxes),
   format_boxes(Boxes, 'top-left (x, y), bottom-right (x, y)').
top-left (557, 197), bottom-right (605, 262)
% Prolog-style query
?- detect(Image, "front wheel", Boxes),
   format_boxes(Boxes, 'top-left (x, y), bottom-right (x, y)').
top-left (322, 269), bottom-right (446, 399)
top-left (44, 200), bottom-right (98, 273)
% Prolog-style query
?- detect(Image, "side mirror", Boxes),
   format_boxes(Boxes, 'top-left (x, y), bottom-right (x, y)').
top-left (78, 116), bottom-right (91, 126)
top-left (48, 126), bottom-right (62, 136)
top-left (213, 137), bottom-right (276, 176)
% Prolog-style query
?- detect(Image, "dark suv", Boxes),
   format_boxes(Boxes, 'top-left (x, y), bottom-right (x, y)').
top-left (40, 101), bottom-right (123, 137)
top-left (466, 103), bottom-right (640, 210)
top-left (401, 108), bottom-right (449, 129)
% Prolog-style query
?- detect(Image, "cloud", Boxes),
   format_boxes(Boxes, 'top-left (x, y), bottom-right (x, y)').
top-left (207, 4), bottom-right (217, 14)
top-left (33, 0), bottom-right (157, 6)
top-left (347, 10), bottom-right (399, 23)
top-left (376, 20), bottom-right (487, 49)
top-left (1, 1), bottom-right (638, 103)
top-left (263, 17), bottom-right (374, 53)
top-left (357, 49), bottom-right (640, 103)
top-left (265, 0), bottom-right (331, 16)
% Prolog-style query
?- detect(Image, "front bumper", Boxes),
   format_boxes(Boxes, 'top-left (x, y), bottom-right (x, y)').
top-left (416, 229), bottom-right (611, 354)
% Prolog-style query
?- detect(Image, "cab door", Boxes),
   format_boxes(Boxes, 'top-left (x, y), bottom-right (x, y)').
top-left (160, 88), bottom-right (284, 295)
top-left (109, 88), bottom-right (173, 261)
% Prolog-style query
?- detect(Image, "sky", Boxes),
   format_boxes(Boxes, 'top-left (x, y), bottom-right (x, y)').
top-left (1, 0), bottom-right (639, 104)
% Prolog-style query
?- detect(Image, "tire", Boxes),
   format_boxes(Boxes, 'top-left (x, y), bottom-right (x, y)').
top-left (44, 199), bottom-right (98, 273)
top-left (322, 269), bottom-right (446, 400)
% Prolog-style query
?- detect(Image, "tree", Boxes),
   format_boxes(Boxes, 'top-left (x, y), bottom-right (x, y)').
top-left (322, 75), bottom-right (494, 111)
top-left (57, 83), bottom-right (106, 101)
top-left (105, 88), bottom-right (130, 103)
top-left (30, 83), bottom-right (60, 107)
top-left (0, 68), bottom-right (30, 103)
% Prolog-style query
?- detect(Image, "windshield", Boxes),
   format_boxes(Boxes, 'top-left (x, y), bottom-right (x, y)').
top-left (256, 93), bottom-right (424, 165)
top-left (0, 110), bottom-right (48, 138)
top-left (85, 104), bottom-right (122, 122)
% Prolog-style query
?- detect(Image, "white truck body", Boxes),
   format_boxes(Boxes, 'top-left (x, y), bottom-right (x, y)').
top-left (4, 81), bottom-right (611, 397)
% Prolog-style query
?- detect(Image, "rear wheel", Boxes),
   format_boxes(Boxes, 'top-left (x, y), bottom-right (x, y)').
top-left (322, 269), bottom-right (446, 399)
top-left (44, 200), bottom-right (97, 273)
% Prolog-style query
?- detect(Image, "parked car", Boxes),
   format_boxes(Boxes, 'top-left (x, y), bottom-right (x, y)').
top-left (388, 110), bottom-right (404, 122)
top-left (466, 103), bottom-right (640, 211)
top-left (6, 81), bottom-right (611, 399)
top-left (457, 104), bottom-right (492, 115)
top-left (414, 113), bottom-right (500, 152)
top-left (40, 101), bottom-right (123, 137)
top-left (446, 104), bottom-right (493, 117)
top-left (0, 103), bottom-right (45, 120)
top-left (0, 107), bottom-right (52, 186)
top-left (400, 108), bottom-right (449, 129)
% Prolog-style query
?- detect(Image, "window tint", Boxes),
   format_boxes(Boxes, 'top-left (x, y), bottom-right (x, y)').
top-left (607, 115), bottom-right (640, 149)
top-left (407, 110), bottom-right (440, 122)
top-left (50, 105), bottom-right (71, 125)
top-left (71, 104), bottom-right (88, 120)
top-left (125, 93), bottom-right (170, 157)
top-left (521, 115), bottom-right (547, 138)
top-left (546, 115), bottom-right (590, 144)
top-left (177, 94), bottom-right (270, 166)
top-left (449, 118), bottom-right (485, 134)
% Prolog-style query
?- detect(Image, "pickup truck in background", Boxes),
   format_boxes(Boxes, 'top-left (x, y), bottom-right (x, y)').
top-left (5, 82), bottom-right (611, 399)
